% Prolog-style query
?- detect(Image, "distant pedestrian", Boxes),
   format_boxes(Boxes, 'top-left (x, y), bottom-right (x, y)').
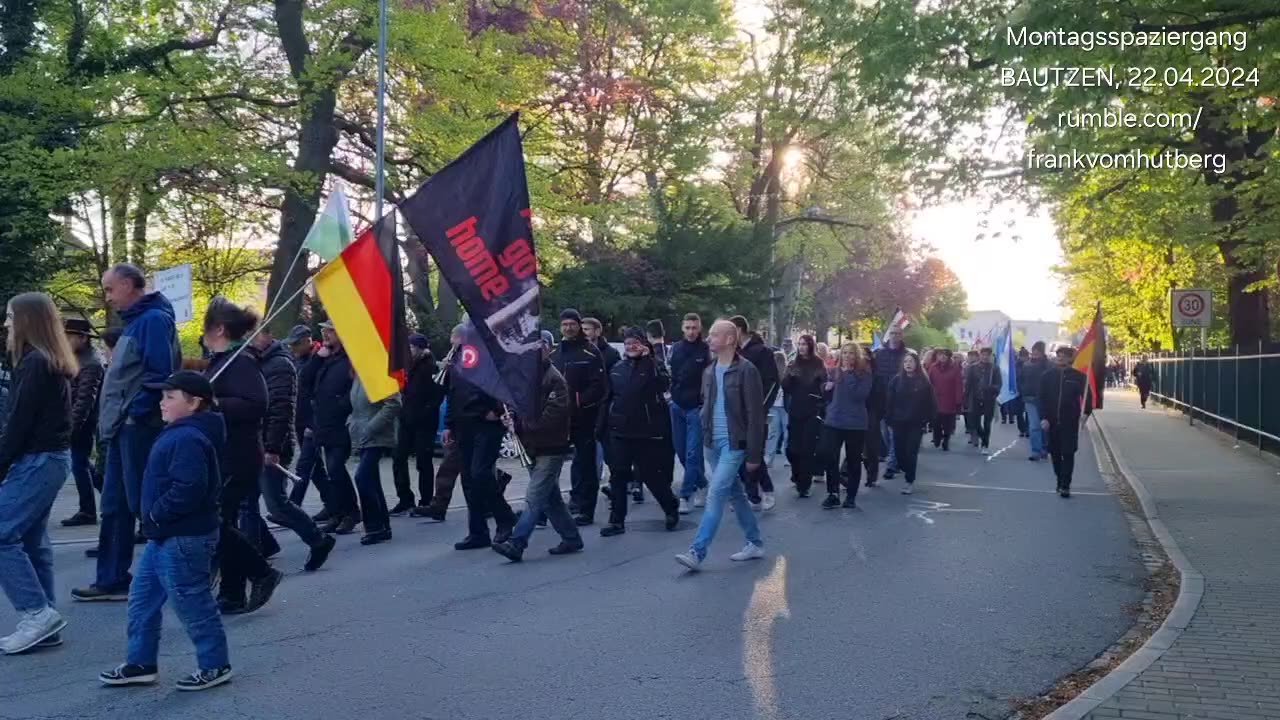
top-left (1039, 346), bottom-right (1090, 498)
top-left (927, 348), bottom-right (962, 451)
top-left (964, 347), bottom-right (1001, 454)
top-left (61, 318), bottom-right (104, 528)
top-left (392, 333), bottom-right (443, 514)
top-left (782, 335), bottom-right (826, 497)
top-left (886, 353), bottom-right (936, 494)
top-left (1132, 356), bottom-right (1154, 409)
top-left (675, 320), bottom-right (766, 571)
top-left (0, 292), bottom-right (77, 654)
top-left (819, 344), bottom-right (874, 509)
top-left (873, 328), bottom-right (908, 479)
top-left (98, 371), bottom-right (232, 690)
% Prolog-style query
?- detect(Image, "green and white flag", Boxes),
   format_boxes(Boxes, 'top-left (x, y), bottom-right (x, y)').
top-left (303, 189), bottom-right (354, 262)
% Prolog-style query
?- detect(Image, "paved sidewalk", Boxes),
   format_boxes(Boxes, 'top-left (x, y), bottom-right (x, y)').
top-left (1085, 391), bottom-right (1280, 719)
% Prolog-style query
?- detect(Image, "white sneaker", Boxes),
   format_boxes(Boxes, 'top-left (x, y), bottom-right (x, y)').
top-left (1, 607), bottom-right (66, 655)
top-left (761, 492), bottom-right (776, 511)
top-left (981, 447), bottom-right (990, 456)
top-left (901, 484), bottom-right (914, 495)
top-left (693, 488), bottom-right (707, 508)
top-left (730, 543), bottom-right (765, 562)
top-left (678, 498), bottom-right (692, 515)
top-left (675, 552), bottom-right (703, 571)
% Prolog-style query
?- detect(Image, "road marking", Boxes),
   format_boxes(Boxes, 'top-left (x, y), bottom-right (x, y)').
top-left (928, 481), bottom-right (1110, 497)
top-left (906, 499), bottom-right (982, 524)
top-left (987, 439), bottom-right (1019, 461)
top-left (743, 556), bottom-right (789, 720)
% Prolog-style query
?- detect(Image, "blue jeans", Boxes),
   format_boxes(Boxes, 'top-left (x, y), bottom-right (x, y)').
top-left (880, 419), bottom-right (898, 472)
top-left (354, 448), bottom-right (390, 533)
top-left (689, 437), bottom-right (762, 561)
top-left (766, 407), bottom-right (785, 468)
top-left (0, 451), bottom-right (70, 612)
top-left (671, 404), bottom-right (705, 498)
top-left (511, 453), bottom-right (578, 548)
top-left (127, 532), bottom-right (229, 671)
top-left (289, 432), bottom-right (330, 508)
top-left (1025, 399), bottom-right (1045, 456)
top-left (260, 464), bottom-right (324, 547)
top-left (97, 421), bottom-right (162, 590)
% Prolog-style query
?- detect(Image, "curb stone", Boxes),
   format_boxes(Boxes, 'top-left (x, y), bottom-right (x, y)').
top-left (1040, 416), bottom-right (1205, 720)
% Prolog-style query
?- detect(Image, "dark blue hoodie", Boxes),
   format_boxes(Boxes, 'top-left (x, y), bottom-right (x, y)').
top-left (141, 410), bottom-right (225, 540)
top-left (97, 292), bottom-right (181, 440)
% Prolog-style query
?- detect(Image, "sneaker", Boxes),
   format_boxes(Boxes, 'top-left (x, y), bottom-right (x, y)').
top-left (547, 541), bottom-right (584, 556)
top-left (665, 513), bottom-right (680, 531)
top-left (71, 584), bottom-right (128, 602)
top-left (410, 504), bottom-right (446, 522)
top-left (454, 535), bottom-right (491, 551)
top-left (1028, 455), bottom-right (1040, 462)
top-left (693, 488), bottom-right (707, 508)
top-left (842, 496), bottom-right (857, 509)
top-left (864, 479), bottom-right (878, 488)
top-left (61, 511), bottom-right (96, 527)
top-left (246, 569), bottom-right (284, 612)
top-left (84, 546), bottom-right (99, 558)
top-left (729, 543), bottom-right (765, 562)
top-left (761, 492), bottom-right (776, 511)
top-left (749, 500), bottom-right (763, 512)
top-left (675, 552), bottom-right (703, 572)
top-left (333, 515), bottom-right (359, 535)
top-left (492, 540), bottom-right (524, 562)
top-left (359, 529), bottom-right (392, 546)
top-left (600, 524), bottom-right (626, 538)
top-left (821, 494), bottom-right (841, 509)
top-left (942, 440), bottom-right (950, 451)
top-left (176, 666), bottom-right (233, 691)
top-left (980, 447), bottom-right (990, 456)
top-left (678, 498), bottom-right (692, 515)
top-left (389, 500), bottom-right (414, 516)
top-left (797, 488), bottom-right (810, 498)
top-left (0, 608), bottom-right (66, 654)
top-left (36, 632), bottom-right (63, 648)
top-left (304, 535), bottom-right (336, 572)
top-left (99, 663), bottom-right (158, 686)
top-left (1058, 486), bottom-right (1071, 498)
top-left (901, 484), bottom-right (914, 495)
top-left (883, 469), bottom-right (896, 480)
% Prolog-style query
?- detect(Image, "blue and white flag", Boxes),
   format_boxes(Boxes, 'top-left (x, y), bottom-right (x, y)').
top-left (871, 331), bottom-right (882, 351)
top-left (996, 321), bottom-right (1019, 405)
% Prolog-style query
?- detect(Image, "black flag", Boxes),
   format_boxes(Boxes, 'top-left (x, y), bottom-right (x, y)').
top-left (400, 114), bottom-right (541, 420)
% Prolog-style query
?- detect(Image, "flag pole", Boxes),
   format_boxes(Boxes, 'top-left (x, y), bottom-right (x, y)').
top-left (374, 0), bottom-right (388, 221)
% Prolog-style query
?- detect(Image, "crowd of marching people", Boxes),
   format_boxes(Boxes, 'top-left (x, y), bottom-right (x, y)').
top-left (0, 262), bottom-right (1093, 690)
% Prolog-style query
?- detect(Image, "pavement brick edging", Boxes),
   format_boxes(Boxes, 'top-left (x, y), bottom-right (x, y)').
top-left (1041, 416), bottom-right (1206, 720)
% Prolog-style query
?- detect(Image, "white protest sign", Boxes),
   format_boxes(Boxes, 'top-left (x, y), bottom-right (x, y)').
top-left (153, 264), bottom-right (194, 324)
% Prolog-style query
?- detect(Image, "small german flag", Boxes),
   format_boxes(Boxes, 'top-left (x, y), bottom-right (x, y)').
top-left (1073, 302), bottom-right (1106, 411)
top-left (314, 211), bottom-right (408, 401)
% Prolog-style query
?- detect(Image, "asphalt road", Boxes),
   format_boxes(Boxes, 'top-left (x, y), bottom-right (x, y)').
top-left (1, 420), bottom-right (1143, 720)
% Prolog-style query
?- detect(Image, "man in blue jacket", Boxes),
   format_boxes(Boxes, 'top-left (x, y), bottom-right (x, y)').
top-left (669, 313), bottom-right (710, 513)
top-left (74, 263), bottom-right (180, 602)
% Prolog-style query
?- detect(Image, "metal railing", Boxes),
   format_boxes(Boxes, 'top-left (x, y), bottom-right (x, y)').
top-left (1143, 343), bottom-right (1280, 454)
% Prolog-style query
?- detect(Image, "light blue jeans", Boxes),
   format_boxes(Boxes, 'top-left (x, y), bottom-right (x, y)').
top-left (0, 450), bottom-right (70, 612)
top-left (1024, 398), bottom-right (1045, 456)
top-left (127, 532), bottom-right (229, 670)
top-left (671, 404), bottom-right (705, 498)
top-left (880, 419), bottom-right (898, 472)
top-left (766, 407), bottom-right (785, 468)
top-left (689, 437), bottom-right (762, 561)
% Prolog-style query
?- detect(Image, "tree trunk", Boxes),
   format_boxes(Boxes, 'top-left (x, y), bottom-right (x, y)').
top-left (436, 277), bottom-right (459, 330)
top-left (109, 189), bottom-right (128, 264)
top-left (130, 184), bottom-right (157, 271)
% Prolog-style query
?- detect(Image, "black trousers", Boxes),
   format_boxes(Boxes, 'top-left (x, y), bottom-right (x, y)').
top-left (740, 421), bottom-right (774, 501)
top-left (319, 440), bottom-right (358, 517)
top-left (821, 427), bottom-right (865, 498)
top-left (786, 414), bottom-right (823, 493)
top-left (1138, 383), bottom-right (1152, 406)
top-left (567, 422), bottom-right (599, 520)
top-left (392, 419), bottom-right (436, 506)
top-left (606, 437), bottom-right (679, 524)
top-left (1048, 425), bottom-right (1078, 488)
top-left (457, 420), bottom-right (515, 538)
top-left (931, 413), bottom-right (956, 447)
top-left (973, 407), bottom-right (994, 447)
top-left (892, 424), bottom-right (924, 484)
top-left (217, 461), bottom-right (272, 605)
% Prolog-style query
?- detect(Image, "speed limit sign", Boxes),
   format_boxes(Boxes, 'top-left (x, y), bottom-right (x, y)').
top-left (1171, 289), bottom-right (1211, 328)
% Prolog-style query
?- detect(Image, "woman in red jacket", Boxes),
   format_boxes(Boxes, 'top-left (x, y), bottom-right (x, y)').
top-left (927, 348), bottom-right (964, 451)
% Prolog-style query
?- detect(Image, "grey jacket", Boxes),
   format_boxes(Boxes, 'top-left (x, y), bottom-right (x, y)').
top-left (98, 292), bottom-right (180, 439)
top-left (699, 356), bottom-right (766, 464)
top-left (347, 380), bottom-right (401, 451)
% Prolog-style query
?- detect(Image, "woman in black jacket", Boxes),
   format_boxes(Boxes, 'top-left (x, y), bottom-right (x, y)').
top-left (201, 298), bottom-right (282, 615)
top-left (599, 327), bottom-right (680, 537)
top-left (0, 292), bottom-right (77, 653)
top-left (782, 335), bottom-right (826, 497)
top-left (885, 353), bottom-right (936, 494)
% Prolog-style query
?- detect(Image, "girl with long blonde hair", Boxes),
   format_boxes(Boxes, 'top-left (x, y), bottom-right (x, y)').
top-left (0, 292), bottom-right (77, 654)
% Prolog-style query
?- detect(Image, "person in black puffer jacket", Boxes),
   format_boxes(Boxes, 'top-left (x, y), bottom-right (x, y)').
top-left (550, 309), bottom-right (609, 524)
top-left (200, 298), bottom-right (281, 615)
top-left (782, 334), bottom-right (827, 496)
top-left (311, 321), bottom-right (361, 534)
top-left (885, 353), bottom-right (937, 493)
top-left (598, 327), bottom-right (681, 538)
top-left (730, 316), bottom-right (778, 508)
top-left (248, 328), bottom-right (333, 571)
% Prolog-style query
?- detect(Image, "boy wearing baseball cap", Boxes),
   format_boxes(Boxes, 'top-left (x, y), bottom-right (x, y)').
top-left (99, 370), bottom-right (233, 691)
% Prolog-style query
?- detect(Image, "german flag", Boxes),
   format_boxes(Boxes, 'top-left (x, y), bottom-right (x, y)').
top-left (314, 211), bottom-right (408, 401)
top-left (1073, 302), bottom-right (1106, 411)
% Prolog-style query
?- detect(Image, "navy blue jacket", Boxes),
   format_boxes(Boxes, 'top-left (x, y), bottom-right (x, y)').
top-left (668, 337), bottom-right (710, 410)
top-left (141, 411), bottom-right (224, 540)
top-left (605, 354), bottom-right (670, 439)
top-left (295, 350), bottom-right (321, 436)
top-left (311, 349), bottom-right (354, 446)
